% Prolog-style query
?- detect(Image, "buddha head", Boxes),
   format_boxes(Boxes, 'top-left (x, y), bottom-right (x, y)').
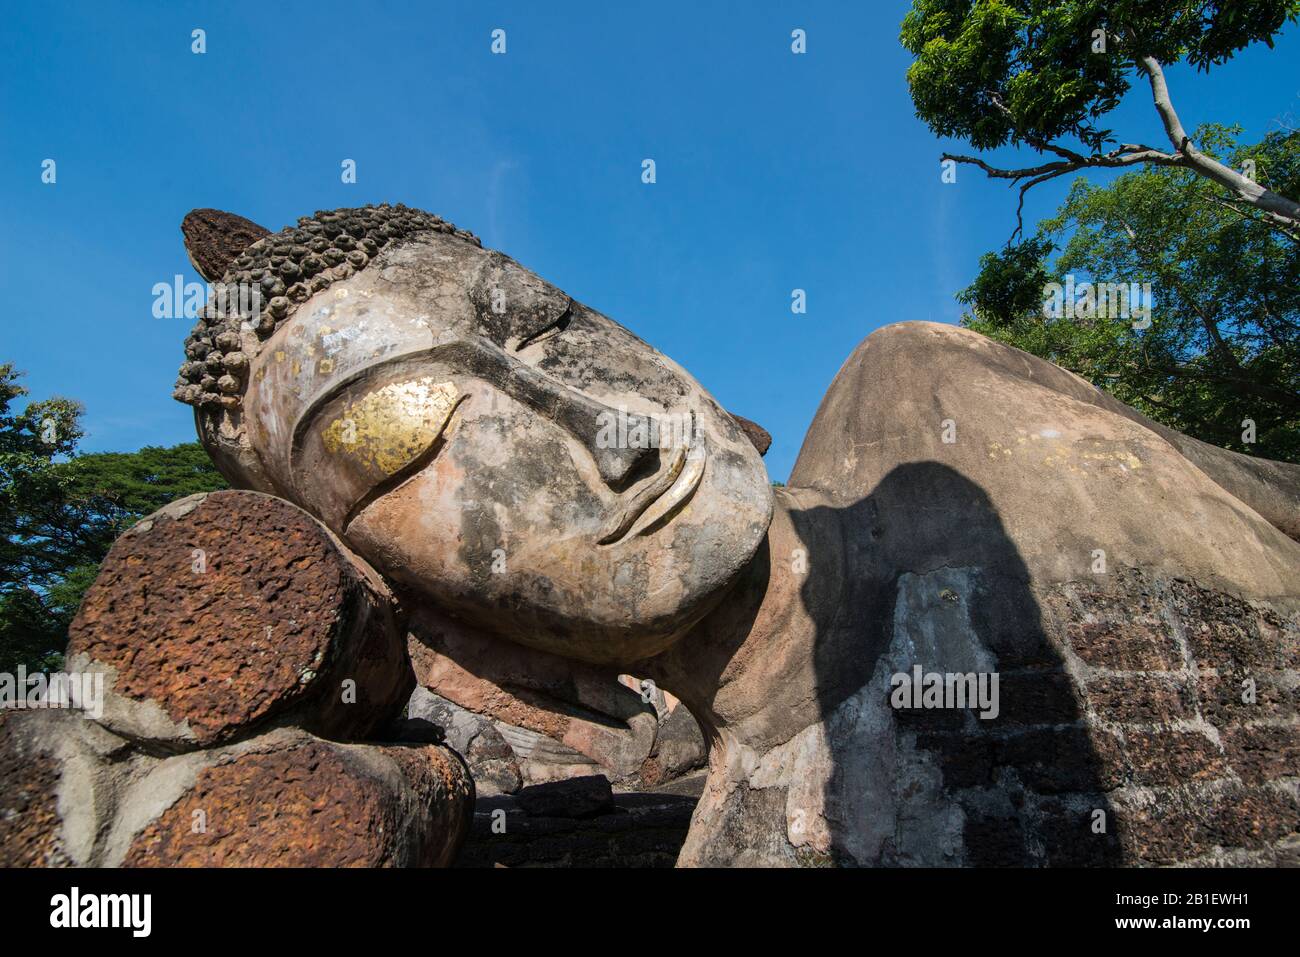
top-left (176, 205), bottom-right (773, 664)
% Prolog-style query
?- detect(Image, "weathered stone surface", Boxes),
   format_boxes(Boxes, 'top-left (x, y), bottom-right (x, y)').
top-left (1221, 725), bottom-right (1300, 784)
top-left (176, 205), bottom-right (481, 408)
top-left (405, 686), bottom-right (522, 795)
top-left (497, 723), bottom-right (599, 783)
top-left (406, 607), bottom-right (658, 779)
top-left (790, 323), bottom-right (1300, 595)
top-left (66, 490), bottom-right (411, 749)
top-left (0, 710), bottom-right (129, 867)
top-left (646, 324), bottom-right (1300, 867)
top-left (405, 681), bottom-right (704, 794)
top-left (0, 714), bottom-right (68, 867)
top-left (187, 207), bottom-right (774, 664)
top-left (404, 638), bottom-right (709, 798)
top-left (0, 712), bottom-right (472, 868)
top-left (638, 703), bottom-right (707, 788)
top-left (174, 206), bottom-right (1300, 868)
top-left (122, 729), bottom-right (471, 867)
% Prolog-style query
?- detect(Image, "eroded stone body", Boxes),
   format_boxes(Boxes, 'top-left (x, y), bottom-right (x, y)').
top-left (646, 323), bottom-right (1300, 866)
top-left (153, 208), bottom-right (1300, 867)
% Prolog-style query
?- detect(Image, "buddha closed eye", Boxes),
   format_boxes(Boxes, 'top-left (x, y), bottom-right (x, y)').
top-left (182, 205), bottom-right (773, 662)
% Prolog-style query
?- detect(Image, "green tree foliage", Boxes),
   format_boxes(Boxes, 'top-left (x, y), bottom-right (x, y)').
top-left (902, 0), bottom-right (1300, 237)
top-left (0, 364), bottom-right (227, 672)
top-left (959, 127), bottom-right (1300, 463)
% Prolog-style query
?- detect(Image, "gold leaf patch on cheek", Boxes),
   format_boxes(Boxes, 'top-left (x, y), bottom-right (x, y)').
top-left (321, 378), bottom-right (461, 476)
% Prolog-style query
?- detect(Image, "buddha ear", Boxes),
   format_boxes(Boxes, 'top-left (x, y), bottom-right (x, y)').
top-left (181, 208), bottom-right (271, 282)
top-left (729, 413), bottom-right (771, 457)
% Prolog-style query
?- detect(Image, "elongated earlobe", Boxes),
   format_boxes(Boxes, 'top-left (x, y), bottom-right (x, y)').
top-left (182, 208), bottom-right (271, 282)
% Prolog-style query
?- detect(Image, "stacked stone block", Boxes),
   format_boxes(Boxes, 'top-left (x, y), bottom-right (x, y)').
top-left (0, 490), bottom-right (473, 867)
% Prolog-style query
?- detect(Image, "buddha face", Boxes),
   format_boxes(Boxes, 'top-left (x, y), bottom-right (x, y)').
top-left (226, 231), bottom-right (773, 663)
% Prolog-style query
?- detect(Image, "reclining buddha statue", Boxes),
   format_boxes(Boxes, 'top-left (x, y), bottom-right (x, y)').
top-left (163, 204), bottom-right (1300, 866)
top-left (155, 203), bottom-right (1300, 866)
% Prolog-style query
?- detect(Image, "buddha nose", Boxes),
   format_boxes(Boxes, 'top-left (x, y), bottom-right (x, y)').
top-left (453, 336), bottom-right (666, 489)
top-left (588, 410), bottom-right (661, 487)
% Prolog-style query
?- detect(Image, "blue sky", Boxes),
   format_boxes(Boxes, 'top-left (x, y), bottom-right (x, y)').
top-left (3, 1), bottom-right (1298, 481)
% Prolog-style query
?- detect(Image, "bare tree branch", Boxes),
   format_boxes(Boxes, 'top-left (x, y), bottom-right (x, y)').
top-left (1138, 55), bottom-right (1300, 228)
top-left (942, 145), bottom-right (1182, 240)
top-left (942, 59), bottom-right (1300, 242)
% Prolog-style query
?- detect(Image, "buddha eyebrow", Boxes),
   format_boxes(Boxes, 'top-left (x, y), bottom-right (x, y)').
top-left (291, 341), bottom-right (481, 456)
top-left (290, 331), bottom-right (613, 463)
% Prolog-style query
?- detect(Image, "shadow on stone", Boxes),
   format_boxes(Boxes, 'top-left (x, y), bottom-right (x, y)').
top-left (796, 462), bottom-right (1122, 866)
top-left (516, 774), bottom-right (614, 819)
